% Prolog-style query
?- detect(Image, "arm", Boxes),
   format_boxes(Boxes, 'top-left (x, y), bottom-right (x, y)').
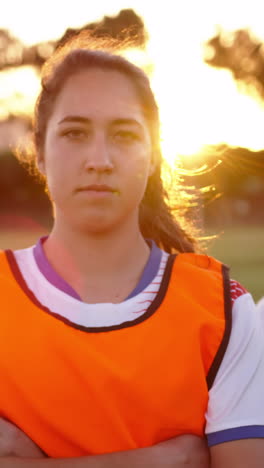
top-left (0, 437), bottom-right (209, 467)
top-left (0, 419), bottom-right (209, 468)
top-left (206, 292), bottom-right (264, 466)
top-left (210, 439), bottom-right (264, 468)
top-left (0, 443), bottom-right (209, 468)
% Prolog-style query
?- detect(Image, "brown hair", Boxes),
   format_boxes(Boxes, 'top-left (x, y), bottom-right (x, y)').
top-left (20, 33), bottom-right (199, 253)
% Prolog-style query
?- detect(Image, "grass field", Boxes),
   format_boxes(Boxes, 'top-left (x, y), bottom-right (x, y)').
top-left (0, 225), bottom-right (263, 302)
top-left (206, 225), bottom-right (264, 302)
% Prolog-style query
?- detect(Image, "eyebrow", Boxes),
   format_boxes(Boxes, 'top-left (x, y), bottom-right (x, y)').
top-left (58, 116), bottom-right (91, 125)
top-left (58, 115), bottom-right (143, 129)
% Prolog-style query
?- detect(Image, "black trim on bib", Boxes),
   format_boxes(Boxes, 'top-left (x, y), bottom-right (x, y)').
top-left (206, 264), bottom-right (233, 390)
top-left (5, 250), bottom-right (177, 333)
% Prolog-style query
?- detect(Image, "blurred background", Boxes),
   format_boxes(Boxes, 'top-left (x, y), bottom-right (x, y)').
top-left (0, 0), bottom-right (263, 300)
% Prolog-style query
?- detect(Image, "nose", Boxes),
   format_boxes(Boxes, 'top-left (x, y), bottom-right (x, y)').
top-left (84, 133), bottom-right (114, 173)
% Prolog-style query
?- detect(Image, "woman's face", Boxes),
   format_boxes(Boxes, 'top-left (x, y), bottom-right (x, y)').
top-left (39, 68), bottom-right (154, 234)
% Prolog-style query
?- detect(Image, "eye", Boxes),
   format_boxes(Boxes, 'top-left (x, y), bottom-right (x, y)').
top-left (113, 130), bottom-right (140, 143)
top-left (61, 128), bottom-right (88, 140)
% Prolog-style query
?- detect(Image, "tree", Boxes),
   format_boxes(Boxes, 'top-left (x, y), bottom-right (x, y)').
top-left (0, 9), bottom-right (146, 73)
top-left (204, 28), bottom-right (264, 100)
top-left (0, 28), bottom-right (55, 71)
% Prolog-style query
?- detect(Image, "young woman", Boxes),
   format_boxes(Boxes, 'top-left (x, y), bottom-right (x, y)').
top-left (0, 34), bottom-right (264, 467)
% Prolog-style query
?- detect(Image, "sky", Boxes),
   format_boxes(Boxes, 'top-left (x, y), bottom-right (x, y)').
top-left (1, 0), bottom-right (264, 159)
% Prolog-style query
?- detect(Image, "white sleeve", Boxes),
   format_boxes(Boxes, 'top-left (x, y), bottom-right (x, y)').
top-left (256, 297), bottom-right (264, 317)
top-left (205, 293), bottom-right (264, 446)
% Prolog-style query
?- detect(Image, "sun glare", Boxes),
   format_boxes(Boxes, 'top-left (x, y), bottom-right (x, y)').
top-left (122, 45), bottom-right (207, 163)
top-left (144, 29), bottom-right (264, 164)
top-left (2, 4), bottom-right (264, 165)
top-left (0, 66), bottom-right (40, 119)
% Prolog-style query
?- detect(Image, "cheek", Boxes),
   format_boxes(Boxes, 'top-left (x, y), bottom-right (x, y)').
top-left (122, 152), bottom-right (152, 198)
top-left (131, 151), bottom-right (152, 184)
top-left (43, 154), bottom-right (72, 203)
top-left (122, 142), bottom-right (152, 172)
top-left (44, 139), bottom-right (76, 179)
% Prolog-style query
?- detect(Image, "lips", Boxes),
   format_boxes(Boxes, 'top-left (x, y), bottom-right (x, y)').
top-left (78, 184), bottom-right (114, 192)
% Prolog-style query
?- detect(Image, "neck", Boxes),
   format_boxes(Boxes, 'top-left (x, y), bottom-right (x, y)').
top-left (43, 215), bottom-right (150, 302)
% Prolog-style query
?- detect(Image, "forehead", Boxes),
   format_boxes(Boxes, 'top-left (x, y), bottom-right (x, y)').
top-left (50, 68), bottom-right (145, 123)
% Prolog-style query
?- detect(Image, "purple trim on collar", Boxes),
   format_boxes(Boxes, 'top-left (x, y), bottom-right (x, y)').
top-left (33, 237), bottom-right (163, 301)
top-left (126, 240), bottom-right (162, 299)
top-left (33, 237), bottom-right (81, 300)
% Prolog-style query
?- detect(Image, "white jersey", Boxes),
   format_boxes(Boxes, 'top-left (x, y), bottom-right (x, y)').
top-left (257, 296), bottom-right (264, 315)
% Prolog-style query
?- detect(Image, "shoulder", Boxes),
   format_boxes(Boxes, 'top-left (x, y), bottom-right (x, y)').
top-left (206, 285), bottom-right (264, 445)
top-left (170, 253), bottom-right (228, 299)
top-left (174, 254), bottom-right (251, 308)
top-left (171, 252), bottom-right (232, 307)
top-left (0, 247), bottom-right (34, 285)
top-left (256, 296), bottom-right (264, 314)
top-left (228, 286), bottom-right (259, 359)
top-left (175, 253), bottom-right (223, 273)
top-left (230, 279), bottom-right (248, 305)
